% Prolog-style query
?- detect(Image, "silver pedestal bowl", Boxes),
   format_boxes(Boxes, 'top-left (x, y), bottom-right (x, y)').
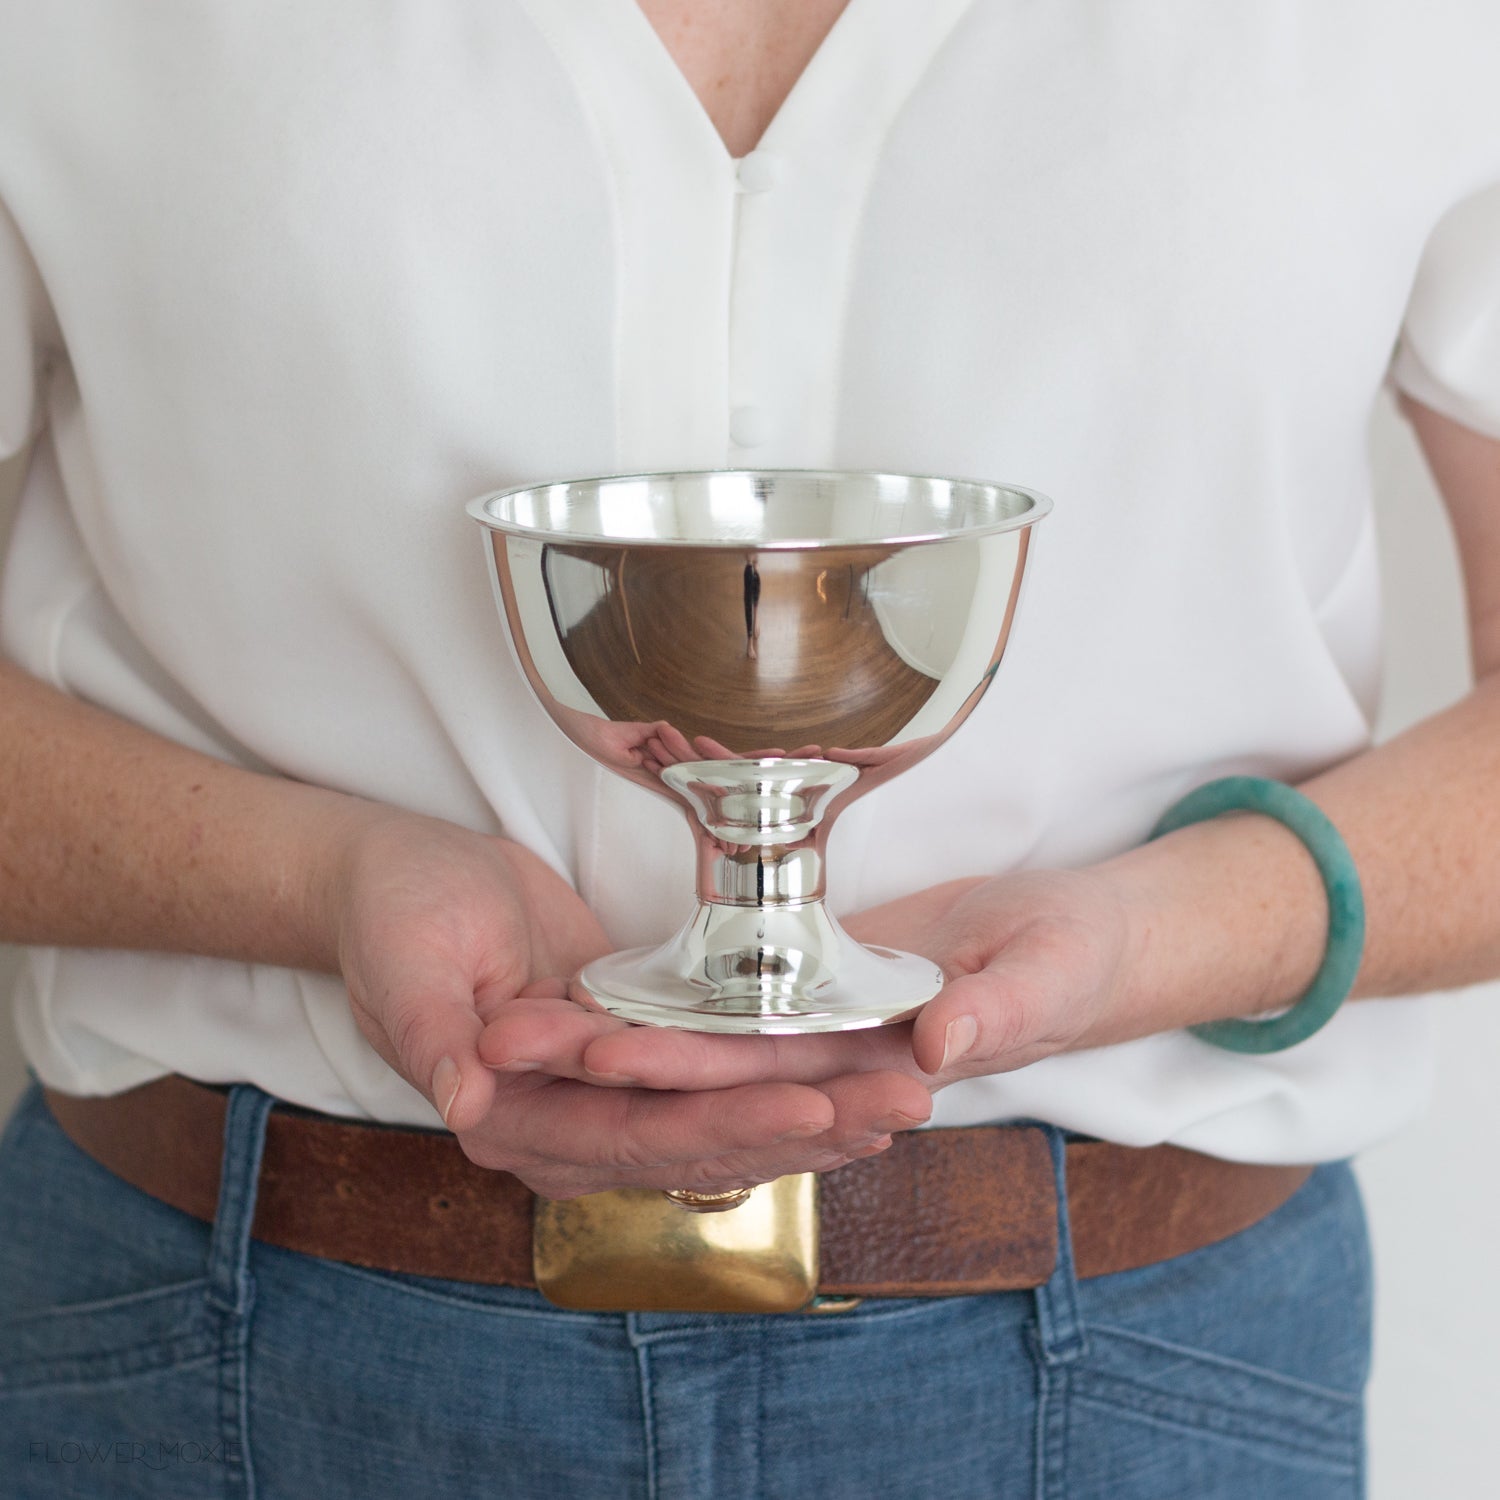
top-left (468, 470), bottom-right (1049, 1034)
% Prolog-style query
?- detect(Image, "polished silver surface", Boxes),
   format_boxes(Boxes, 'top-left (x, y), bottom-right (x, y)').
top-left (468, 470), bottom-right (1049, 1033)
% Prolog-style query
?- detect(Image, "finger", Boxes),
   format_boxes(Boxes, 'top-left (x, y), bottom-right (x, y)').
top-left (693, 735), bottom-right (789, 760)
top-left (476, 994), bottom-right (632, 1078)
top-left (496, 1077), bottom-right (837, 1171)
top-left (580, 1021), bottom-right (919, 1091)
top-left (349, 955), bottom-right (497, 1136)
top-left (530, 1134), bottom-right (894, 1199)
top-left (515, 978), bottom-right (568, 999)
top-left (812, 1068), bottom-right (933, 1146)
top-left (679, 1133), bottom-right (896, 1188)
top-left (553, 1070), bottom-right (929, 1194)
top-left (661, 1131), bottom-right (898, 1192)
top-left (653, 721), bottom-right (697, 762)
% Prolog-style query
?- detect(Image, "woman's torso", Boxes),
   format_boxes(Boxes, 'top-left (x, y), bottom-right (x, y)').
top-left (1, 1), bottom-right (1497, 1155)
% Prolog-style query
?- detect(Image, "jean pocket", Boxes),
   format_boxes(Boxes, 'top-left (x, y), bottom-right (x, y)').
top-left (0, 1278), bottom-right (222, 1398)
top-left (1063, 1322), bottom-right (1362, 1496)
top-left (0, 1087), bottom-right (240, 1497)
top-left (0, 1082), bottom-right (226, 1401)
top-left (0, 1283), bottom-right (235, 1500)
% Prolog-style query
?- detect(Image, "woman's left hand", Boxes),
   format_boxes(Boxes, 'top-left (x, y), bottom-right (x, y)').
top-left (477, 867), bottom-right (1137, 1098)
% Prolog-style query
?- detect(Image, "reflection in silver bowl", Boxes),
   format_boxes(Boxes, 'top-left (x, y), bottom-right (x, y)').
top-left (468, 470), bottom-right (1049, 1033)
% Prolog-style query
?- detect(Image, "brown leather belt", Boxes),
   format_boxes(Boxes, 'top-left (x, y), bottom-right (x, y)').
top-left (42, 1074), bottom-right (1312, 1301)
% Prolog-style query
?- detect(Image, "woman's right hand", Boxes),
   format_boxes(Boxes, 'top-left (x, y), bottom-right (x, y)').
top-left (329, 810), bottom-right (930, 1199)
top-left (0, 657), bottom-right (924, 1192)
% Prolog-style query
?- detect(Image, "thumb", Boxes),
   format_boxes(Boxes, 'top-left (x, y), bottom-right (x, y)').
top-left (910, 964), bottom-right (1038, 1079)
top-left (357, 955), bottom-right (499, 1134)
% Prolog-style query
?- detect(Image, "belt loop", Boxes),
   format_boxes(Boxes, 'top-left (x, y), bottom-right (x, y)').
top-left (205, 1083), bottom-right (276, 1317)
top-left (1030, 1125), bottom-right (1087, 1500)
top-left (1031, 1125), bottom-right (1086, 1367)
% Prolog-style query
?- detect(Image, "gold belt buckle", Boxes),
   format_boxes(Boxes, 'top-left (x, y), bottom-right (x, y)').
top-left (532, 1173), bottom-right (822, 1314)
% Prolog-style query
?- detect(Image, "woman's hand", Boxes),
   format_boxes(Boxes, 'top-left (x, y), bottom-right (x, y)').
top-left (853, 868), bottom-right (1135, 1077)
top-left (478, 868), bottom-right (1136, 1103)
top-left (331, 810), bottom-right (930, 1198)
top-left (333, 809), bottom-right (612, 1110)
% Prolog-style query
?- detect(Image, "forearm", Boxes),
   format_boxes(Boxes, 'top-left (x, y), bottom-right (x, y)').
top-left (0, 654), bottom-right (379, 971)
top-left (1084, 669), bottom-right (1500, 1048)
top-left (1076, 404), bottom-right (1500, 1052)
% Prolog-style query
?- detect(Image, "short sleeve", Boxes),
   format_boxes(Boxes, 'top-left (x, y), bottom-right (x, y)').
top-left (1388, 181), bottom-right (1500, 440)
top-left (0, 191), bottom-right (56, 464)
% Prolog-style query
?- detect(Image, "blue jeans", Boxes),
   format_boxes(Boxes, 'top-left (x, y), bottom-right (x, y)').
top-left (0, 1075), bottom-right (1371, 1498)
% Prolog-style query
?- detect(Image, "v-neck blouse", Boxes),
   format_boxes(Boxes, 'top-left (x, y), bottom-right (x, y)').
top-left (2, 1), bottom-right (1498, 1161)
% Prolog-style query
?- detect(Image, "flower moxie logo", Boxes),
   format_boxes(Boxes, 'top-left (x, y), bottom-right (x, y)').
top-left (28, 1439), bottom-right (242, 1469)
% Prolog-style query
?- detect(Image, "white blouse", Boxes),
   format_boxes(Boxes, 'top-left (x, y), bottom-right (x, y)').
top-left (2, 0), bottom-right (1498, 1162)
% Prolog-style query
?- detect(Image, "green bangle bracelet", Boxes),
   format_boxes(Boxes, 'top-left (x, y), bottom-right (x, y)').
top-left (1145, 775), bottom-right (1366, 1054)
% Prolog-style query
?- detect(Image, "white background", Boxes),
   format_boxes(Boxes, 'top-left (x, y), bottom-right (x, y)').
top-left (2, 394), bottom-right (1497, 1495)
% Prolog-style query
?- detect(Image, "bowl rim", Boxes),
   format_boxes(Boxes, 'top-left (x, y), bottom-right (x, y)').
top-left (465, 467), bottom-right (1053, 550)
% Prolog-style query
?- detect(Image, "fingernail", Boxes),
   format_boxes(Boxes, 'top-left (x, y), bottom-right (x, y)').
top-left (586, 1069), bottom-right (642, 1086)
top-left (432, 1056), bottom-right (461, 1128)
top-left (941, 1015), bottom-right (978, 1071)
top-left (499, 1058), bottom-right (544, 1073)
top-left (778, 1119), bottom-right (827, 1141)
top-left (854, 1135), bottom-right (893, 1157)
top-left (876, 1111), bottom-right (925, 1133)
